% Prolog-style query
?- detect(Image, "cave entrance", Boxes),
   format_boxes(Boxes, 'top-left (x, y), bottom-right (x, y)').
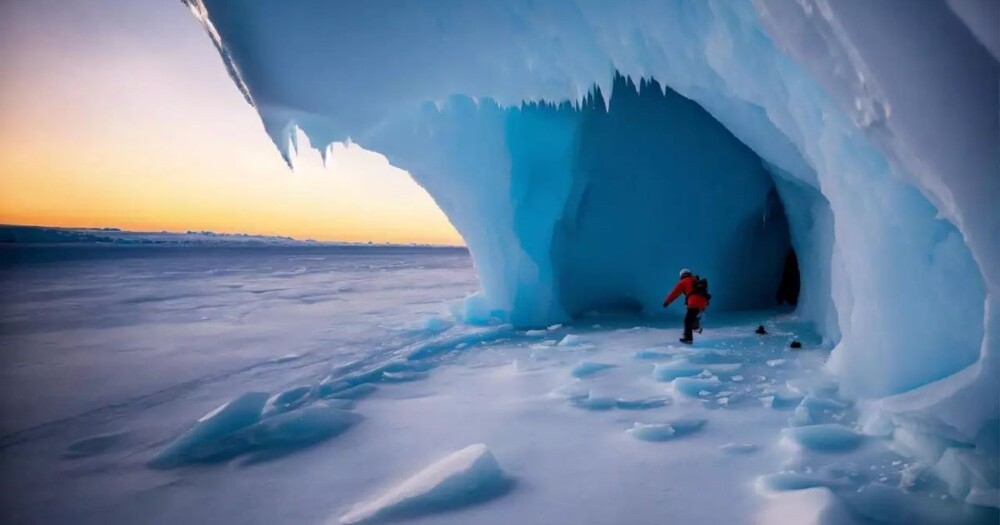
top-left (776, 249), bottom-right (800, 306)
top-left (537, 74), bottom-right (803, 319)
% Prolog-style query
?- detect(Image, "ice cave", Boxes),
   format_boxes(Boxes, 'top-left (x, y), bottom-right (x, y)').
top-left (183, 0), bottom-right (998, 518)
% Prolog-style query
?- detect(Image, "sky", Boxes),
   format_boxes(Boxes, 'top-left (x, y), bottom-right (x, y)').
top-left (0, 0), bottom-right (464, 245)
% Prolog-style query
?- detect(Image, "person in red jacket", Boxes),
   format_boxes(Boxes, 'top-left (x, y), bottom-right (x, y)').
top-left (663, 269), bottom-right (709, 344)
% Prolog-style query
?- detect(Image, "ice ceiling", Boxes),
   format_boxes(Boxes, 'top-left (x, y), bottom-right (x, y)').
top-left (184, 0), bottom-right (999, 506)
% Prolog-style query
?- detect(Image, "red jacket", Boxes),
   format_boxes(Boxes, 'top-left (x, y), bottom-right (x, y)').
top-left (664, 276), bottom-right (708, 310)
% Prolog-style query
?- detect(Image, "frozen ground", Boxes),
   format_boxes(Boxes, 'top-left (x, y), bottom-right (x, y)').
top-left (0, 246), bottom-right (993, 524)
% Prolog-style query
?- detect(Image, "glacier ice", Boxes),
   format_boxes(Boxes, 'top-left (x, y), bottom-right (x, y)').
top-left (782, 423), bottom-right (864, 453)
top-left (338, 443), bottom-right (511, 524)
top-left (185, 0), bottom-right (998, 510)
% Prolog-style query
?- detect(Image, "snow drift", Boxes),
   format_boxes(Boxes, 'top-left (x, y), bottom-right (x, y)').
top-left (183, 0), bottom-right (998, 508)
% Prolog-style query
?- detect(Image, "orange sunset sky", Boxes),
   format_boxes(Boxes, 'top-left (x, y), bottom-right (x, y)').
top-left (0, 0), bottom-right (464, 246)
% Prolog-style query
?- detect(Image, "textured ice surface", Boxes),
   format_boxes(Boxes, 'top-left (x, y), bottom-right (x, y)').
top-left (339, 444), bottom-right (510, 524)
top-left (4, 243), bottom-right (997, 524)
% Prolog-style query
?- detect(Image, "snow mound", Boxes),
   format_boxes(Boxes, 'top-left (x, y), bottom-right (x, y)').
top-left (782, 424), bottom-right (864, 453)
top-left (339, 444), bottom-right (512, 524)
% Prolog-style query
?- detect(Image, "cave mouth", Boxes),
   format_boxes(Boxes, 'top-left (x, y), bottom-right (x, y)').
top-left (521, 73), bottom-right (804, 321)
top-left (776, 249), bottom-right (801, 307)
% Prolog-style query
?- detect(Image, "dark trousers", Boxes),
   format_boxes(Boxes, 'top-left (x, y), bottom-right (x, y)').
top-left (683, 307), bottom-right (702, 341)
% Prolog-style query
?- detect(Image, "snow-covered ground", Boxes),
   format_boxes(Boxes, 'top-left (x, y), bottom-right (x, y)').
top-left (0, 247), bottom-right (993, 524)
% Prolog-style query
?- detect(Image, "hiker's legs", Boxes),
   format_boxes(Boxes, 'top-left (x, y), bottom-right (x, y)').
top-left (683, 307), bottom-right (699, 341)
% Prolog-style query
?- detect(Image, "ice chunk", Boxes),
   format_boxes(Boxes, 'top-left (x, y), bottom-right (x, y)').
top-left (688, 350), bottom-right (741, 365)
top-left (931, 447), bottom-right (1000, 504)
top-left (845, 483), bottom-right (998, 524)
top-left (632, 349), bottom-right (673, 360)
top-left (570, 362), bottom-right (616, 378)
top-left (557, 334), bottom-right (586, 347)
top-left (800, 394), bottom-right (849, 412)
top-left (339, 444), bottom-right (511, 524)
top-left (788, 406), bottom-right (813, 427)
top-left (149, 392), bottom-right (268, 468)
top-left (671, 376), bottom-right (722, 398)
top-left (549, 383), bottom-right (591, 401)
top-left (263, 385), bottom-right (312, 416)
top-left (382, 371), bottom-right (429, 383)
top-left (627, 419), bottom-right (707, 442)
top-left (721, 443), bottom-right (759, 455)
top-left (766, 359), bottom-right (787, 368)
top-left (782, 424), bottom-right (865, 452)
top-left (615, 397), bottom-right (669, 410)
top-left (627, 423), bottom-right (675, 442)
top-left (571, 395), bottom-right (617, 411)
top-left (756, 487), bottom-right (851, 525)
top-left (653, 359), bottom-right (739, 382)
top-left (757, 472), bottom-right (839, 492)
top-left (242, 403), bottom-right (361, 462)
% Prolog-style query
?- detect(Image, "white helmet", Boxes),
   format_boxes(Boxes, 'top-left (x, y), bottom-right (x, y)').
top-left (679, 268), bottom-right (692, 278)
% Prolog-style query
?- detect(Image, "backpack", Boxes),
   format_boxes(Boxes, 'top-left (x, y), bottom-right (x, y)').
top-left (691, 275), bottom-right (711, 303)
